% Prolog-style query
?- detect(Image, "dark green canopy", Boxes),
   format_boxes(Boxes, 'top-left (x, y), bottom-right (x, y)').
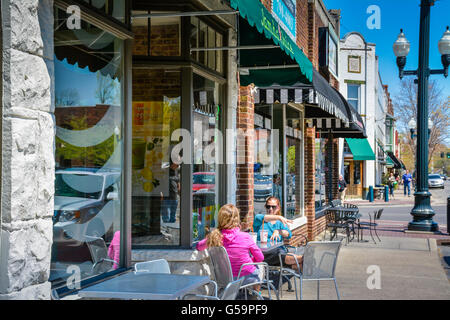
top-left (230, 0), bottom-right (313, 86)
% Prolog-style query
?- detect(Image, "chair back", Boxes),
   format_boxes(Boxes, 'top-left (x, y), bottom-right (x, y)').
top-left (330, 199), bottom-right (342, 207)
top-left (86, 237), bottom-right (114, 274)
top-left (220, 278), bottom-right (244, 300)
top-left (207, 246), bottom-right (234, 289)
top-left (134, 259), bottom-right (171, 274)
top-left (302, 241), bottom-right (342, 280)
top-left (375, 209), bottom-right (383, 220)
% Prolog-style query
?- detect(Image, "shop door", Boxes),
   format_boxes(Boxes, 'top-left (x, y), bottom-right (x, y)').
top-left (345, 161), bottom-right (363, 198)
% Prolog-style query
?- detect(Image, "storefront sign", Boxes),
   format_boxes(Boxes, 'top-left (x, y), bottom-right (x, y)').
top-left (261, 8), bottom-right (295, 57)
top-left (272, 0), bottom-right (296, 41)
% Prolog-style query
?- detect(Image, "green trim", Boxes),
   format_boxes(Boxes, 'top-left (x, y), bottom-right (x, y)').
top-left (345, 79), bottom-right (365, 84)
top-left (345, 138), bottom-right (376, 161)
top-left (231, 0), bottom-right (312, 84)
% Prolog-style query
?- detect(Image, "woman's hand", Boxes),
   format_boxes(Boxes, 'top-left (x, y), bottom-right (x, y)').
top-left (270, 230), bottom-right (280, 241)
top-left (277, 216), bottom-right (293, 226)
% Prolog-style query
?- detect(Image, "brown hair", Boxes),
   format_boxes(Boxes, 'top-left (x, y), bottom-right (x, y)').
top-left (265, 196), bottom-right (281, 215)
top-left (206, 204), bottom-right (241, 247)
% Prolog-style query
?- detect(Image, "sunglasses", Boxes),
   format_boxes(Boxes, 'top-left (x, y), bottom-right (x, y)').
top-left (265, 205), bottom-right (278, 210)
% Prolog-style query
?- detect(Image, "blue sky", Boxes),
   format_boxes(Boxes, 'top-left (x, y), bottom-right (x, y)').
top-left (323, 0), bottom-right (450, 99)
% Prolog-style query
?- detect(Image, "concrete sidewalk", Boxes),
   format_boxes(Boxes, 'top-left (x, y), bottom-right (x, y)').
top-left (272, 236), bottom-right (450, 300)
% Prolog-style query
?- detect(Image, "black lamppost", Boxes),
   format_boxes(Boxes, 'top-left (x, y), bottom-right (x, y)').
top-left (393, 0), bottom-right (450, 232)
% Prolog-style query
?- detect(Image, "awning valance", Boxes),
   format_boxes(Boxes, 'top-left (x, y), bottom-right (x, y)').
top-left (231, 0), bottom-right (313, 86)
top-left (345, 138), bottom-right (376, 161)
top-left (387, 151), bottom-right (404, 169)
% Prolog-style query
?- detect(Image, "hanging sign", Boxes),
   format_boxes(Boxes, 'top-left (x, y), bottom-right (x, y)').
top-left (272, 0), bottom-right (296, 42)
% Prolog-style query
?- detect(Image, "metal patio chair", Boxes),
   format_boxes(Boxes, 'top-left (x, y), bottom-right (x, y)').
top-left (325, 208), bottom-right (352, 244)
top-left (207, 246), bottom-right (279, 300)
top-left (359, 209), bottom-right (383, 243)
top-left (134, 259), bottom-right (171, 274)
top-left (279, 241), bottom-right (342, 300)
top-left (85, 236), bottom-right (117, 275)
top-left (271, 234), bottom-right (308, 299)
top-left (182, 278), bottom-right (242, 300)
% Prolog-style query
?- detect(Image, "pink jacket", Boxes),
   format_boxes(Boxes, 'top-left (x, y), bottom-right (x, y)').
top-left (107, 231), bottom-right (120, 269)
top-left (196, 227), bottom-right (264, 277)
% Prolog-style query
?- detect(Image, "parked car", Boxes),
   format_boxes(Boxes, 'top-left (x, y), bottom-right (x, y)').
top-left (428, 174), bottom-right (444, 189)
top-left (53, 168), bottom-right (121, 247)
top-left (254, 174), bottom-right (273, 200)
top-left (193, 172), bottom-right (215, 192)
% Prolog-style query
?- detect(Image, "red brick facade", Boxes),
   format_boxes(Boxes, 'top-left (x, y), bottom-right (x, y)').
top-left (235, 0), bottom-right (342, 242)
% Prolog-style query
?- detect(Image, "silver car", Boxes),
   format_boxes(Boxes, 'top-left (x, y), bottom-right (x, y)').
top-left (428, 174), bottom-right (444, 189)
top-left (53, 168), bottom-right (121, 246)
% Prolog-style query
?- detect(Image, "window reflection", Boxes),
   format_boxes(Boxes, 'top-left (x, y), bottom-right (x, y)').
top-left (131, 69), bottom-right (181, 246)
top-left (315, 138), bottom-right (327, 208)
top-left (51, 8), bottom-right (124, 288)
top-left (192, 73), bottom-right (221, 241)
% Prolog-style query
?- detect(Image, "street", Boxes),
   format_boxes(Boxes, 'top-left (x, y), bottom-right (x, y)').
top-left (356, 180), bottom-right (449, 227)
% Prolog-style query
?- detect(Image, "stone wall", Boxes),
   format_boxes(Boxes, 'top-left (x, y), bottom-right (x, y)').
top-left (0, 0), bottom-right (54, 300)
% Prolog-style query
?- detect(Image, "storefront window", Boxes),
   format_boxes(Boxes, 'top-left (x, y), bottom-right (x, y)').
top-left (315, 138), bottom-right (327, 208)
top-left (51, 8), bottom-right (124, 287)
top-left (192, 73), bottom-right (221, 241)
top-left (253, 105), bottom-right (277, 215)
top-left (131, 69), bottom-right (181, 246)
top-left (131, 11), bottom-right (181, 56)
top-left (354, 161), bottom-right (362, 184)
top-left (190, 17), bottom-right (224, 74)
top-left (285, 106), bottom-right (304, 219)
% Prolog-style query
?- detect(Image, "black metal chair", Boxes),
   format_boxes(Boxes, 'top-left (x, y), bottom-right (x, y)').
top-left (359, 209), bottom-right (383, 243)
top-left (325, 208), bottom-right (351, 244)
top-left (342, 203), bottom-right (362, 241)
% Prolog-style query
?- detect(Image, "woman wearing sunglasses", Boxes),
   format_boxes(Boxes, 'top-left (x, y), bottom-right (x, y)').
top-left (253, 197), bottom-right (303, 271)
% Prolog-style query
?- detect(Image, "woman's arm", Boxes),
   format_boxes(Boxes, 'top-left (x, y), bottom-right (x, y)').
top-left (196, 238), bottom-right (208, 251)
top-left (263, 214), bottom-right (293, 226)
top-left (249, 241), bottom-right (264, 262)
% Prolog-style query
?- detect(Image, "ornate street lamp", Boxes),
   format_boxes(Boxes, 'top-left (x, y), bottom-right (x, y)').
top-left (392, 0), bottom-right (446, 232)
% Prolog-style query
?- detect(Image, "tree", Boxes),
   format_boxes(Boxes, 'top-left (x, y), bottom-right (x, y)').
top-left (95, 72), bottom-right (120, 105)
top-left (55, 88), bottom-right (80, 107)
top-left (394, 78), bottom-right (450, 166)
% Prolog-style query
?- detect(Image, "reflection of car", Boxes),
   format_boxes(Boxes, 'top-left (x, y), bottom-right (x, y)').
top-left (53, 168), bottom-right (121, 247)
top-left (193, 172), bottom-right (215, 192)
top-left (254, 174), bottom-right (273, 200)
top-left (428, 174), bottom-right (444, 189)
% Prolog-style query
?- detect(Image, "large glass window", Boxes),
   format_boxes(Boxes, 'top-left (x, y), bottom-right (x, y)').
top-left (253, 105), bottom-right (277, 216)
top-left (314, 138), bottom-right (327, 208)
top-left (81, 0), bottom-right (126, 23)
top-left (131, 69), bottom-right (182, 246)
top-left (192, 73), bottom-right (221, 241)
top-left (131, 11), bottom-right (181, 57)
top-left (285, 106), bottom-right (304, 219)
top-left (190, 17), bottom-right (224, 74)
top-left (51, 8), bottom-right (124, 288)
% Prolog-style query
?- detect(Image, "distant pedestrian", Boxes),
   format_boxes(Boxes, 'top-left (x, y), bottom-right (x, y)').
top-left (338, 175), bottom-right (347, 202)
top-left (402, 170), bottom-right (412, 197)
top-left (388, 172), bottom-right (396, 198)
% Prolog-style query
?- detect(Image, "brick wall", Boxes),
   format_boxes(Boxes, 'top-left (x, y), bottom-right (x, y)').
top-left (260, 0), bottom-right (272, 11)
top-left (304, 126), bottom-right (316, 240)
top-left (236, 85), bottom-right (255, 230)
top-left (296, 0), bottom-right (309, 53)
top-left (132, 22), bottom-right (180, 56)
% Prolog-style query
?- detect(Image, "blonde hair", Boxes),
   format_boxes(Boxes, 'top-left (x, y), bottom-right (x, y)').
top-left (265, 196), bottom-right (281, 215)
top-left (206, 204), bottom-right (241, 247)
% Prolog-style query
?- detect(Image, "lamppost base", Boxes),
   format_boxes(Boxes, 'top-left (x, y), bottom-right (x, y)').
top-left (407, 191), bottom-right (439, 232)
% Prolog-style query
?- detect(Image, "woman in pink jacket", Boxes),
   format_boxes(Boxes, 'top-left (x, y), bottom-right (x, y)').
top-left (196, 204), bottom-right (264, 287)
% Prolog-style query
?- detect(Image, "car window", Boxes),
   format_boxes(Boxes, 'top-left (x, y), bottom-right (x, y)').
top-left (55, 173), bottom-right (104, 199)
top-left (193, 174), bottom-right (215, 184)
top-left (429, 174), bottom-right (441, 179)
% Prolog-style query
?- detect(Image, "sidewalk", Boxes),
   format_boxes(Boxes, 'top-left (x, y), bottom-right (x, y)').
top-left (345, 186), bottom-right (446, 207)
top-left (272, 236), bottom-right (450, 300)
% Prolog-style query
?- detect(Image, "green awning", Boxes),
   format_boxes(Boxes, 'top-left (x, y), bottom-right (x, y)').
top-left (345, 138), bottom-right (376, 161)
top-left (230, 0), bottom-right (313, 86)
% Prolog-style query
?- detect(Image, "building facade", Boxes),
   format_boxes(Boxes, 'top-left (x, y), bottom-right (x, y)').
top-left (0, 0), bottom-right (366, 299)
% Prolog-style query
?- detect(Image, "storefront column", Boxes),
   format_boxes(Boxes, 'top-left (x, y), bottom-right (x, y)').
top-left (0, 0), bottom-right (54, 299)
top-left (332, 138), bottom-right (340, 200)
top-left (304, 126), bottom-right (316, 240)
top-left (236, 85), bottom-right (255, 230)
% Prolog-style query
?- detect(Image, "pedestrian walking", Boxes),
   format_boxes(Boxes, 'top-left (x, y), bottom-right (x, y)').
top-left (338, 175), bottom-right (347, 202)
top-left (388, 172), bottom-right (396, 198)
top-left (402, 169), bottom-right (413, 197)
